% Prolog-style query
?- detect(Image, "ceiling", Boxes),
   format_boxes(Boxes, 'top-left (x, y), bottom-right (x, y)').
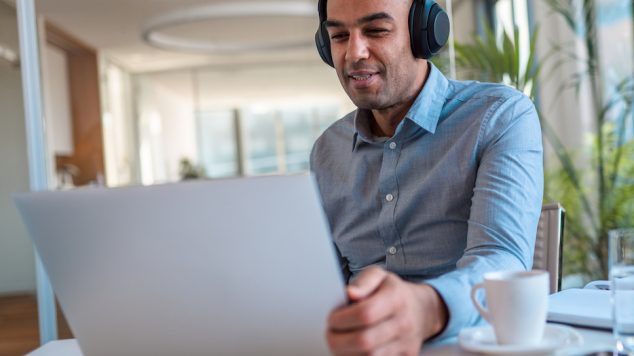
top-left (26, 0), bottom-right (322, 73)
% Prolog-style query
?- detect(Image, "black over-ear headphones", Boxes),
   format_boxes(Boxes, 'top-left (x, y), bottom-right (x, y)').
top-left (314, 0), bottom-right (450, 67)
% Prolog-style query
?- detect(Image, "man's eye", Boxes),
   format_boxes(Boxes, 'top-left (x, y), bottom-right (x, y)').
top-left (366, 28), bottom-right (389, 36)
top-left (330, 33), bottom-right (349, 41)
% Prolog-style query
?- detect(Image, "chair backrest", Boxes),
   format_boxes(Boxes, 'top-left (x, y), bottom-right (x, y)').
top-left (532, 203), bottom-right (565, 294)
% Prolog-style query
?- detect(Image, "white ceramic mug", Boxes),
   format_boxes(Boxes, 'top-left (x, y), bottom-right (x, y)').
top-left (470, 270), bottom-right (549, 345)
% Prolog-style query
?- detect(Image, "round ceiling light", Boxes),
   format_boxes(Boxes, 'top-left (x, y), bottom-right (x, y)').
top-left (141, 2), bottom-right (316, 54)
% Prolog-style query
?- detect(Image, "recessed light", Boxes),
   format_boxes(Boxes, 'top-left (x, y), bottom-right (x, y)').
top-left (141, 2), bottom-right (315, 54)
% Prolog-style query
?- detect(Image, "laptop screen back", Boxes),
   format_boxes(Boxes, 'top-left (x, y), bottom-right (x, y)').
top-left (15, 175), bottom-right (346, 356)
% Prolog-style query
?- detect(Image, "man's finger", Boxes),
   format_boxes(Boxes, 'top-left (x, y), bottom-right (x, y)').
top-left (327, 314), bottom-right (400, 354)
top-left (371, 338), bottom-right (406, 356)
top-left (328, 294), bottom-right (391, 331)
top-left (329, 274), bottom-right (400, 331)
top-left (347, 266), bottom-right (387, 301)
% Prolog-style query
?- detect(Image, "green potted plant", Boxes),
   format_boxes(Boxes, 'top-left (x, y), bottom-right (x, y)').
top-left (179, 158), bottom-right (207, 180)
top-left (454, 2), bottom-right (634, 284)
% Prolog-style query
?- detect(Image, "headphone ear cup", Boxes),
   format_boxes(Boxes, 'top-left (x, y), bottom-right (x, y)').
top-left (427, 5), bottom-right (450, 56)
top-left (409, 0), bottom-right (449, 59)
top-left (315, 25), bottom-right (334, 67)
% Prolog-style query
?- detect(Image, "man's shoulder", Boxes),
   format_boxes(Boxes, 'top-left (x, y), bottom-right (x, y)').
top-left (313, 109), bottom-right (357, 150)
top-left (448, 80), bottom-right (527, 105)
top-left (446, 80), bottom-right (536, 129)
top-left (446, 80), bottom-right (540, 147)
top-left (309, 109), bottom-right (358, 171)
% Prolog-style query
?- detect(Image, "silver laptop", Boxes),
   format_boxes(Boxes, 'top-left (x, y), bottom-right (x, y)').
top-left (15, 174), bottom-right (346, 356)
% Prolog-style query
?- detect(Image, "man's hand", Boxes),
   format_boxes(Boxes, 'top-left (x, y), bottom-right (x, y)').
top-left (326, 266), bottom-right (448, 356)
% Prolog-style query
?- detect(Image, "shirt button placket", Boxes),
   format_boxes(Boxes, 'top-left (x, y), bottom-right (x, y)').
top-left (381, 139), bottom-right (401, 268)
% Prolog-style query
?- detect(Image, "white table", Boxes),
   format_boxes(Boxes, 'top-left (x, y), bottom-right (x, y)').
top-left (28, 339), bottom-right (82, 356)
top-left (424, 326), bottom-right (615, 355)
top-left (28, 325), bottom-right (615, 355)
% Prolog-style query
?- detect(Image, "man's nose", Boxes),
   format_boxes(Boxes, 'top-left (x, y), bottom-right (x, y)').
top-left (345, 32), bottom-right (370, 63)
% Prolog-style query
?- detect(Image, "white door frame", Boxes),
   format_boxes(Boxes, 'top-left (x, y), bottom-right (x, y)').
top-left (16, 0), bottom-right (58, 344)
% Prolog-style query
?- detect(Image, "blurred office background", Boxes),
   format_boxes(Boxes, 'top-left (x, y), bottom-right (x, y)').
top-left (0, 0), bottom-right (632, 353)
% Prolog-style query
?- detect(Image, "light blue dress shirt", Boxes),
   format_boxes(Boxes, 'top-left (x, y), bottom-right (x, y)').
top-left (310, 63), bottom-right (544, 340)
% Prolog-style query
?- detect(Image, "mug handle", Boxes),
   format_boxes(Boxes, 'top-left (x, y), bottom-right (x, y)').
top-left (470, 282), bottom-right (491, 323)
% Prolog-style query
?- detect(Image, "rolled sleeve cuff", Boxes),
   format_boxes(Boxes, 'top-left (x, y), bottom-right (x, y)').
top-left (423, 272), bottom-right (484, 342)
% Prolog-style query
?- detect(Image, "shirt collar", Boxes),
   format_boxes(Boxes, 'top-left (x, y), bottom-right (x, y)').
top-left (352, 109), bottom-right (384, 150)
top-left (351, 63), bottom-right (449, 151)
top-left (404, 62), bottom-right (448, 135)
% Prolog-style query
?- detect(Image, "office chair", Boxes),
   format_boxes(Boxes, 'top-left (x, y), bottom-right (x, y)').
top-left (533, 203), bottom-right (566, 294)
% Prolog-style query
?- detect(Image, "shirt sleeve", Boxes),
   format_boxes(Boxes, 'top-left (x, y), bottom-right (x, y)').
top-left (310, 135), bottom-right (352, 284)
top-left (424, 92), bottom-right (544, 341)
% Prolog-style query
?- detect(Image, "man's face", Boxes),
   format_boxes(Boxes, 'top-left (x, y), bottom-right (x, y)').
top-left (325, 0), bottom-right (421, 110)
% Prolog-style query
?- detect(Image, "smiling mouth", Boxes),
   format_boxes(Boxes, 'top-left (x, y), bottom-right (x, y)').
top-left (348, 72), bottom-right (378, 81)
top-left (350, 74), bottom-right (373, 81)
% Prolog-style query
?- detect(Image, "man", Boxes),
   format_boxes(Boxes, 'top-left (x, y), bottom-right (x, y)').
top-left (310, 0), bottom-right (544, 354)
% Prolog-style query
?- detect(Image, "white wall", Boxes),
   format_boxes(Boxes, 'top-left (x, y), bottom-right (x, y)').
top-left (195, 63), bottom-right (351, 110)
top-left (43, 43), bottom-right (74, 156)
top-left (533, 1), bottom-right (597, 167)
top-left (132, 62), bottom-right (352, 183)
top-left (0, 2), bottom-right (36, 295)
top-left (135, 70), bottom-right (197, 184)
top-left (446, 0), bottom-right (478, 45)
top-left (102, 60), bottom-right (138, 187)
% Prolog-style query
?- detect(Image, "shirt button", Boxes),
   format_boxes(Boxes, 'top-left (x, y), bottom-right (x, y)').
top-left (385, 194), bottom-right (394, 202)
top-left (389, 142), bottom-right (397, 150)
top-left (388, 246), bottom-right (397, 255)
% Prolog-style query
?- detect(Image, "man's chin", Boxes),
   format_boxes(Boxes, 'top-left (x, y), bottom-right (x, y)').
top-left (350, 96), bottom-right (387, 110)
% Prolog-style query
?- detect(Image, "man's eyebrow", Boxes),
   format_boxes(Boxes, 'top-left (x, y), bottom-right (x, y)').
top-left (357, 12), bottom-right (393, 25)
top-left (324, 19), bottom-right (345, 28)
top-left (324, 12), bottom-right (394, 28)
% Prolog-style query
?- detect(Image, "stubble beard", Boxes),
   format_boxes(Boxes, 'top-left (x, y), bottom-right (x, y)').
top-left (340, 73), bottom-right (394, 110)
top-left (343, 76), bottom-right (406, 112)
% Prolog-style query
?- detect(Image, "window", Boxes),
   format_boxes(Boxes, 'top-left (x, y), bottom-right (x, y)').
top-left (196, 105), bottom-right (339, 178)
top-left (197, 110), bottom-right (238, 178)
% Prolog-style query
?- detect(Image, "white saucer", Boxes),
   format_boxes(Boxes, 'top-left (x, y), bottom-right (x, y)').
top-left (458, 323), bottom-right (584, 355)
